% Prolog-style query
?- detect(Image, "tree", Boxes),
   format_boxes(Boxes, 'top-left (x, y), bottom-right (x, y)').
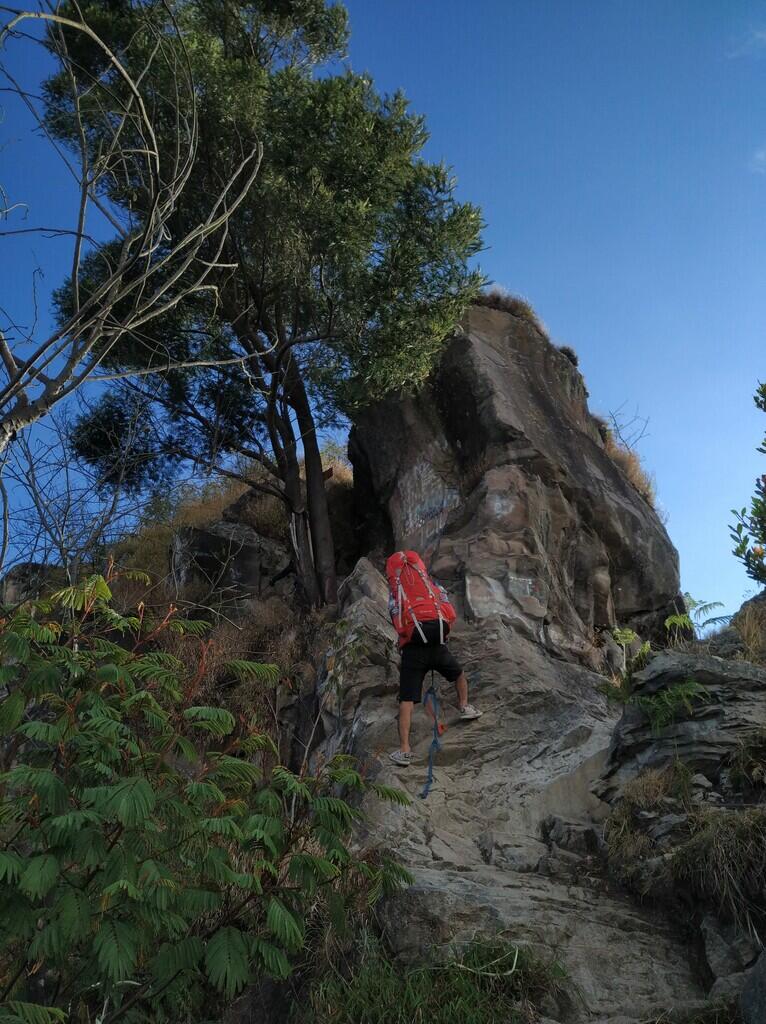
top-left (731, 383), bottom-right (766, 587)
top-left (0, 4), bottom-right (263, 456)
top-left (0, 570), bottom-right (409, 1022)
top-left (57, 0), bottom-right (483, 606)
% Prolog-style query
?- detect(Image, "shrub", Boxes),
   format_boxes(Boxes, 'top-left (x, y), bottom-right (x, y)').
top-left (471, 288), bottom-right (548, 337)
top-left (0, 572), bottom-right (409, 1023)
top-left (671, 808), bottom-right (766, 934)
top-left (299, 934), bottom-right (567, 1024)
top-left (557, 344), bottom-right (579, 367)
top-left (730, 381), bottom-right (766, 587)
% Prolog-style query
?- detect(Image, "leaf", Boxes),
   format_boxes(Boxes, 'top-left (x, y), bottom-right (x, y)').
top-left (251, 937), bottom-right (291, 979)
top-left (183, 706), bottom-right (235, 736)
top-left (204, 926), bottom-right (250, 998)
top-left (50, 575), bottom-right (112, 611)
top-left (224, 660), bottom-right (280, 686)
top-left (101, 878), bottom-right (143, 902)
top-left (368, 783), bottom-right (412, 807)
top-left (93, 918), bottom-right (138, 983)
top-left (0, 690), bottom-right (25, 733)
top-left (3, 767), bottom-right (68, 813)
top-left (152, 936), bottom-right (204, 982)
top-left (19, 854), bottom-right (59, 900)
top-left (0, 1003), bottom-right (66, 1024)
top-left (0, 632), bottom-right (30, 664)
top-left (266, 897), bottom-right (304, 952)
top-left (99, 777), bottom-right (157, 826)
top-left (17, 720), bottom-right (63, 744)
top-left (56, 887), bottom-right (91, 940)
top-left (0, 850), bottom-right (23, 883)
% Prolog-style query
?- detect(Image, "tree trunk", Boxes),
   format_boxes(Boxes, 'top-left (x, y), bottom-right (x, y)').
top-left (288, 508), bottom-right (321, 608)
top-left (286, 368), bottom-right (338, 605)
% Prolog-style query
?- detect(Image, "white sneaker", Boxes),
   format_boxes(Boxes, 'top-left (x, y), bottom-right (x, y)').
top-left (389, 750), bottom-right (413, 767)
top-left (459, 704), bottom-right (483, 721)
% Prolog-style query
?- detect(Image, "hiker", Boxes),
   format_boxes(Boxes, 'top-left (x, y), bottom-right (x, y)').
top-left (385, 550), bottom-right (482, 767)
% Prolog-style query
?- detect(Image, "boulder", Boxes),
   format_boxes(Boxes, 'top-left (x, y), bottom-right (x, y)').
top-left (350, 304), bottom-right (681, 664)
top-left (170, 521), bottom-right (291, 605)
top-left (596, 650), bottom-right (766, 801)
top-left (741, 950), bottom-right (766, 1024)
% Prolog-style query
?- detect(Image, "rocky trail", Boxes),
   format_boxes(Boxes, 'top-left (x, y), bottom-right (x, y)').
top-left (325, 569), bottom-right (707, 1022)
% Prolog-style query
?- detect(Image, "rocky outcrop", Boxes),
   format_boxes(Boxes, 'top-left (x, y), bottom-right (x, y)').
top-left (350, 304), bottom-right (682, 664)
top-left (308, 305), bottom-right (723, 1020)
top-left (596, 650), bottom-right (766, 801)
top-left (170, 521), bottom-right (291, 605)
top-left (315, 560), bottom-right (707, 1022)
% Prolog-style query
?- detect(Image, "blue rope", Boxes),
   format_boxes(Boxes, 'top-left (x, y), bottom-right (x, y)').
top-left (419, 674), bottom-right (441, 800)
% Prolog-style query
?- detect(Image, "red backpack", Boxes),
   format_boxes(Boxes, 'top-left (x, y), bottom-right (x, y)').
top-left (385, 550), bottom-right (456, 647)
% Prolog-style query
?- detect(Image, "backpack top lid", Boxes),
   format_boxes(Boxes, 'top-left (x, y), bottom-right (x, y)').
top-left (385, 550), bottom-right (427, 583)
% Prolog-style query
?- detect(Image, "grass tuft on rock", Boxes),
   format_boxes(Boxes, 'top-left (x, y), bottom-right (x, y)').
top-left (472, 287), bottom-right (548, 337)
top-left (298, 935), bottom-right (567, 1024)
top-left (671, 808), bottom-right (766, 935)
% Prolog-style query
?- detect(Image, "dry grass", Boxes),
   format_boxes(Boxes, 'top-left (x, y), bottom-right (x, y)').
top-left (557, 344), bottom-right (579, 367)
top-left (728, 730), bottom-right (766, 793)
top-left (671, 808), bottom-right (766, 934)
top-left (622, 768), bottom-right (672, 810)
top-left (472, 287), bottom-right (548, 337)
top-left (602, 429), bottom-right (657, 508)
top-left (734, 599), bottom-right (766, 665)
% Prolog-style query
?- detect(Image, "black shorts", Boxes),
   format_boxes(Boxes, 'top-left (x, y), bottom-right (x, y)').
top-left (398, 619), bottom-right (463, 703)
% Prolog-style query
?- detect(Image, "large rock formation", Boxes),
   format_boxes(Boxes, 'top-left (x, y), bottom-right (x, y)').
top-left (350, 304), bottom-right (682, 664)
top-left (310, 305), bottom-right (723, 1021)
top-left (317, 560), bottom-right (707, 1022)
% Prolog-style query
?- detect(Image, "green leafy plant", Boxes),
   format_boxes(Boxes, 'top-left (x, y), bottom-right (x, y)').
top-left (664, 595), bottom-right (731, 647)
top-left (731, 382), bottom-right (766, 587)
top-left (0, 572), bottom-right (410, 1022)
top-left (298, 933), bottom-right (568, 1024)
top-left (599, 628), bottom-right (651, 704)
top-left (630, 679), bottom-right (709, 735)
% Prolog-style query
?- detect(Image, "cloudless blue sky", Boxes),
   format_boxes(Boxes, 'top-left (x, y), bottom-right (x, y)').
top-left (341, 0), bottom-right (766, 615)
top-left (1, 1), bottom-right (765, 615)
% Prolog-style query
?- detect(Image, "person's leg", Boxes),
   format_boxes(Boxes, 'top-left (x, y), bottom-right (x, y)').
top-left (398, 700), bottom-right (414, 753)
top-left (435, 645), bottom-right (482, 719)
top-left (391, 645), bottom-right (426, 763)
top-left (454, 671), bottom-right (469, 708)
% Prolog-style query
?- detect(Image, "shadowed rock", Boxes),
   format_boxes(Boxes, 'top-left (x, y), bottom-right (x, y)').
top-left (350, 304), bottom-right (682, 665)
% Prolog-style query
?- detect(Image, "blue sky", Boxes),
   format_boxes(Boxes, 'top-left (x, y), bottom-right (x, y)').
top-left (1, 1), bottom-right (765, 615)
top-left (341, 0), bottom-right (766, 615)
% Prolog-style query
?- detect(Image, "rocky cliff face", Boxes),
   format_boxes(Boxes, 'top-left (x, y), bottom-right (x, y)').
top-left (310, 304), bottom-right (762, 1022)
top-left (350, 304), bottom-right (681, 666)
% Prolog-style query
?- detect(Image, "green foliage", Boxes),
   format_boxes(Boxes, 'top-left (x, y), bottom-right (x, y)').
top-left (0, 574), bottom-right (410, 1022)
top-left (731, 382), bottom-right (766, 587)
top-left (630, 679), bottom-right (709, 735)
top-left (599, 628), bottom-right (651, 704)
top-left (298, 934), bottom-right (568, 1024)
top-left (57, 0), bottom-right (483, 492)
top-left (664, 595), bottom-right (731, 646)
